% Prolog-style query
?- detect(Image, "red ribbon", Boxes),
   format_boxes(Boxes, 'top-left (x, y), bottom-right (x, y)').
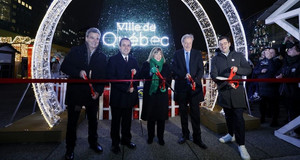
top-left (83, 74), bottom-right (96, 97)
top-left (187, 75), bottom-right (196, 91)
top-left (0, 78), bottom-right (299, 84)
top-left (155, 69), bottom-right (166, 91)
top-left (228, 68), bottom-right (239, 89)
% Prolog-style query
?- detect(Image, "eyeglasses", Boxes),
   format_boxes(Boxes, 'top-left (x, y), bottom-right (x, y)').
top-left (286, 47), bottom-right (294, 52)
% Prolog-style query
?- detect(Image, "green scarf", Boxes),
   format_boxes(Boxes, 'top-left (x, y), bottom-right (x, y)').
top-left (149, 58), bottom-right (164, 95)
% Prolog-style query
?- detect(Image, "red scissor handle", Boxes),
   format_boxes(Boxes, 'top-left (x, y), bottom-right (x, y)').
top-left (228, 68), bottom-right (239, 88)
top-left (155, 69), bottom-right (166, 91)
top-left (187, 74), bottom-right (196, 91)
top-left (83, 74), bottom-right (96, 97)
top-left (155, 69), bottom-right (164, 79)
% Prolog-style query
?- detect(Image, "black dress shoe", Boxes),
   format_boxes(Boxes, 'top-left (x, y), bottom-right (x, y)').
top-left (65, 151), bottom-right (74, 160)
top-left (193, 140), bottom-right (208, 149)
top-left (178, 137), bottom-right (187, 144)
top-left (90, 143), bottom-right (103, 153)
top-left (158, 139), bottom-right (165, 146)
top-left (111, 145), bottom-right (121, 154)
top-left (122, 142), bottom-right (136, 149)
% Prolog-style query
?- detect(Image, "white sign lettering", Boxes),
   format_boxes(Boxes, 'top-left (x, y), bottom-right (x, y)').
top-left (103, 22), bottom-right (169, 47)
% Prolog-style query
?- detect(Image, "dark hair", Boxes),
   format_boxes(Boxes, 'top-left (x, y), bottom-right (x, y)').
top-left (294, 43), bottom-right (300, 52)
top-left (270, 47), bottom-right (278, 55)
top-left (263, 46), bottom-right (271, 50)
top-left (119, 38), bottom-right (131, 46)
top-left (218, 36), bottom-right (231, 43)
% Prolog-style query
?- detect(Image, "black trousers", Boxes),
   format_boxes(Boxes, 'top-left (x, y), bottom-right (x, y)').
top-left (147, 120), bottom-right (165, 140)
top-left (177, 91), bottom-right (202, 141)
top-left (223, 107), bottom-right (245, 145)
top-left (66, 104), bottom-right (99, 151)
top-left (259, 96), bottom-right (279, 123)
top-left (284, 96), bottom-right (300, 122)
top-left (110, 107), bottom-right (132, 147)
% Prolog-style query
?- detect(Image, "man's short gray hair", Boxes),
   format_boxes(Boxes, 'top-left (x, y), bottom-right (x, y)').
top-left (86, 27), bottom-right (101, 37)
top-left (181, 34), bottom-right (194, 43)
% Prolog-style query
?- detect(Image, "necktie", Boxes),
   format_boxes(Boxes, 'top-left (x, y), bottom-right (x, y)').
top-left (185, 52), bottom-right (190, 73)
top-left (88, 52), bottom-right (91, 64)
top-left (124, 56), bottom-right (128, 62)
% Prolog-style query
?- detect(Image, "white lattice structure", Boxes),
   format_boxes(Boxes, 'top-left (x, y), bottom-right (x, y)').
top-left (264, 0), bottom-right (300, 148)
top-left (183, 0), bottom-right (248, 110)
top-left (215, 0), bottom-right (248, 58)
top-left (265, 0), bottom-right (300, 41)
top-left (32, 0), bottom-right (248, 127)
top-left (181, 0), bottom-right (218, 109)
top-left (31, 0), bottom-right (72, 127)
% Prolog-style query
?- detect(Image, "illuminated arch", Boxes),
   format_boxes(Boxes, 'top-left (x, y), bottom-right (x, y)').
top-left (182, 0), bottom-right (248, 109)
top-left (31, 0), bottom-right (72, 127)
top-left (32, 0), bottom-right (247, 127)
top-left (215, 0), bottom-right (248, 58)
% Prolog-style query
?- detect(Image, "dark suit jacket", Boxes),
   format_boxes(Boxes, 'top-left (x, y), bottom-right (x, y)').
top-left (172, 49), bottom-right (204, 101)
top-left (107, 52), bottom-right (139, 108)
top-left (60, 44), bottom-right (107, 106)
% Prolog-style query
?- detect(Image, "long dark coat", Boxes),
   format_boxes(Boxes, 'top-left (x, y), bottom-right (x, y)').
top-left (140, 62), bottom-right (172, 121)
top-left (60, 44), bottom-right (107, 106)
top-left (210, 51), bottom-right (252, 109)
top-left (106, 52), bottom-right (139, 108)
top-left (278, 55), bottom-right (300, 98)
top-left (253, 58), bottom-right (281, 97)
top-left (172, 49), bottom-right (204, 102)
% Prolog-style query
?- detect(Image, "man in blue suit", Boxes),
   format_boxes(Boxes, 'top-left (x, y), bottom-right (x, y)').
top-left (172, 34), bottom-right (207, 149)
top-left (107, 38), bottom-right (139, 154)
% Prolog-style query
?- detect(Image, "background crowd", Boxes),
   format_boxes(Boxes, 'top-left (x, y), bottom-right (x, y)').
top-left (247, 34), bottom-right (300, 130)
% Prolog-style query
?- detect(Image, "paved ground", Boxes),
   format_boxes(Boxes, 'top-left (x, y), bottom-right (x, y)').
top-left (0, 84), bottom-right (300, 160)
top-left (0, 84), bottom-right (37, 128)
top-left (0, 117), bottom-right (300, 160)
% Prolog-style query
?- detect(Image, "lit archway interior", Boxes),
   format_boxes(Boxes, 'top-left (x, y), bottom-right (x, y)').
top-left (32, 0), bottom-right (247, 127)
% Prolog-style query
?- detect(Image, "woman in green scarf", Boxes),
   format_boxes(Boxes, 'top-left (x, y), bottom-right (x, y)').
top-left (140, 47), bottom-right (172, 145)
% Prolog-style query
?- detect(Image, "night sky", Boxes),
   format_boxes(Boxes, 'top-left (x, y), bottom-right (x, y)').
top-left (64, 0), bottom-right (278, 50)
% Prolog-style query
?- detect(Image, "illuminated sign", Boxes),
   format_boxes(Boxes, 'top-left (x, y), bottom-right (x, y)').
top-left (102, 22), bottom-right (169, 47)
top-left (0, 36), bottom-right (33, 44)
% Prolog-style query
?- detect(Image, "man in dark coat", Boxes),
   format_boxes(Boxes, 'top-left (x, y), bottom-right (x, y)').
top-left (172, 34), bottom-right (207, 149)
top-left (106, 38), bottom-right (139, 154)
top-left (210, 36), bottom-right (252, 160)
top-left (60, 28), bottom-right (107, 160)
top-left (253, 47), bottom-right (282, 126)
top-left (276, 43), bottom-right (300, 126)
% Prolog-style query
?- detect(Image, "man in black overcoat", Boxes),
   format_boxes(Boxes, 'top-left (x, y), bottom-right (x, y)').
top-left (253, 47), bottom-right (281, 126)
top-left (60, 28), bottom-right (107, 160)
top-left (276, 43), bottom-right (300, 130)
top-left (106, 38), bottom-right (139, 154)
top-left (210, 36), bottom-right (252, 160)
top-left (172, 34), bottom-right (207, 149)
